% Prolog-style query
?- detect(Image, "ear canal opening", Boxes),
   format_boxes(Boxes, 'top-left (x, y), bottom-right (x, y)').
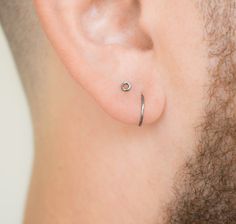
top-left (79, 0), bottom-right (153, 51)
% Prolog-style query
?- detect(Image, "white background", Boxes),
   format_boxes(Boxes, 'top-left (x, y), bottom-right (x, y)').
top-left (0, 25), bottom-right (33, 224)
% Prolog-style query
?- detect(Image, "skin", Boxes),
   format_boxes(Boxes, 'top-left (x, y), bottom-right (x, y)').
top-left (0, 0), bottom-right (235, 223)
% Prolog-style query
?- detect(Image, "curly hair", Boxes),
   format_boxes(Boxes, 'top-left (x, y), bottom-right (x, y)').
top-left (166, 1), bottom-right (236, 223)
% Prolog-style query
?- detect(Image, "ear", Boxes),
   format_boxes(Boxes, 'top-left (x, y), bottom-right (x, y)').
top-left (34, 0), bottom-right (166, 126)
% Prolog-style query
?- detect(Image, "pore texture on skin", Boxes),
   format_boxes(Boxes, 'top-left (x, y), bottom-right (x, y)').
top-left (166, 1), bottom-right (236, 223)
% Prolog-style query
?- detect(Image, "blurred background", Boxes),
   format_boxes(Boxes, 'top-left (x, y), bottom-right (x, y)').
top-left (0, 25), bottom-right (33, 223)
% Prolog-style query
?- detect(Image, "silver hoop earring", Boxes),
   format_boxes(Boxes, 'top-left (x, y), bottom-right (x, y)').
top-left (139, 94), bottom-right (145, 127)
top-left (120, 81), bottom-right (144, 127)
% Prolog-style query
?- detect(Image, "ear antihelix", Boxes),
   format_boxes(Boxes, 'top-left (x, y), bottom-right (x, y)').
top-left (80, 0), bottom-right (153, 50)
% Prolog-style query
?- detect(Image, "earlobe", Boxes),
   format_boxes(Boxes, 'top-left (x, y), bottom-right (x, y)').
top-left (34, 0), bottom-right (166, 126)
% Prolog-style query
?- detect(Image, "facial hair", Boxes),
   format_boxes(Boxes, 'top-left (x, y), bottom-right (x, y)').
top-left (165, 1), bottom-right (236, 223)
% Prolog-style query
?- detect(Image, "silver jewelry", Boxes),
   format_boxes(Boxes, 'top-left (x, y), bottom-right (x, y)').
top-left (139, 94), bottom-right (145, 127)
top-left (121, 81), bottom-right (132, 92)
top-left (120, 81), bottom-right (144, 127)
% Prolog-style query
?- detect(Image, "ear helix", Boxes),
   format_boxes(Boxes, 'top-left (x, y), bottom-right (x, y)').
top-left (121, 81), bottom-right (145, 127)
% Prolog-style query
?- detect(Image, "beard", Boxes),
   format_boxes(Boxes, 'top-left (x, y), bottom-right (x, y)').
top-left (165, 1), bottom-right (236, 223)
